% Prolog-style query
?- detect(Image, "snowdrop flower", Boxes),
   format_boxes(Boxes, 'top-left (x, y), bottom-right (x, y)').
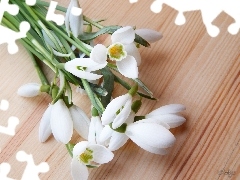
top-left (39, 99), bottom-right (90, 143)
top-left (64, 58), bottom-right (107, 81)
top-left (17, 83), bottom-right (41, 97)
top-left (49, 99), bottom-right (73, 144)
top-left (69, 105), bottom-right (91, 140)
top-left (39, 105), bottom-right (52, 142)
top-left (135, 29), bottom-right (163, 43)
top-left (88, 115), bottom-right (103, 145)
top-left (145, 104), bottom-right (186, 128)
top-left (65, 0), bottom-right (83, 37)
top-left (100, 112), bottom-right (135, 151)
top-left (91, 26), bottom-right (140, 78)
top-left (100, 111), bottom-right (177, 154)
top-left (125, 119), bottom-right (176, 155)
top-left (101, 93), bottom-right (132, 129)
top-left (71, 141), bottom-right (114, 180)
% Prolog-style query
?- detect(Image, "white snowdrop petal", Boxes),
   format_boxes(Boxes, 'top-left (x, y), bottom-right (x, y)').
top-left (71, 158), bottom-right (89, 180)
top-left (124, 43), bottom-right (141, 65)
top-left (95, 117), bottom-right (104, 145)
top-left (65, 0), bottom-right (72, 36)
top-left (69, 12), bottom-right (83, 37)
top-left (73, 141), bottom-right (89, 157)
top-left (86, 61), bottom-right (107, 72)
top-left (65, 64), bottom-right (103, 80)
top-left (138, 118), bottom-right (170, 129)
top-left (126, 122), bottom-right (176, 148)
top-left (68, 0), bottom-right (83, 37)
top-left (88, 116), bottom-right (103, 144)
top-left (147, 104), bottom-right (186, 116)
top-left (99, 125), bottom-right (113, 143)
top-left (135, 29), bottom-right (163, 43)
top-left (90, 44), bottom-right (108, 64)
top-left (89, 144), bottom-right (114, 164)
top-left (145, 114), bottom-right (186, 128)
top-left (88, 117), bottom-right (96, 144)
top-left (17, 83), bottom-right (41, 97)
top-left (65, 58), bottom-right (106, 71)
top-left (39, 105), bottom-right (52, 142)
top-left (70, 105), bottom-right (90, 140)
top-left (101, 94), bottom-right (131, 125)
top-left (116, 55), bottom-right (138, 79)
top-left (127, 134), bottom-right (168, 155)
top-left (112, 98), bottom-right (132, 129)
top-left (108, 132), bottom-right (129, 151)
top-left (50, 99), bottom-right (73, 144)
top-left (111, 26), bottom-right (135, 44)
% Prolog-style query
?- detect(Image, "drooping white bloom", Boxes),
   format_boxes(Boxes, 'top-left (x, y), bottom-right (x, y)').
top-left (17, 83), bottom-right (41, 97)
top-left (135, 29), bottom-right (163, 43)
top-left (39, 105), bottom-right (52, 142)
top-left (71, 141), bottom-right (114, 180)
top-left (50, 99), bottom-right (73, 144)
top-left (91, 26), bottom-right (140, 78)
top-left (64, 58), bottom-right (107, 81)
top-left (100, 106), bottom-right (185, 154)
top-left (88, 116), bottom-right (103, 145)
top-left (145, 104), bottom-right (186, 128)
top-left (125, 120), bottom-right (176, 155)
top-left (65, 0), bottom-right (83, 37)
top-left (99, 112), bottom-right (135, 151)
top-left (39, 100), bottom-right (90, 143)
top-left (69, 105), bottom-right (91, 140)
top-left (101, 93), bottom-right (132, 129)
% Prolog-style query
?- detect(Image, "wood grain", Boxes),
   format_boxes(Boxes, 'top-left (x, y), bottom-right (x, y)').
top-left (0, 0), bottom-right (239, 179)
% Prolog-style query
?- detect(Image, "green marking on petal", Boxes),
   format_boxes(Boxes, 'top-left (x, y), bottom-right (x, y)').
top-left (79, 148), bottom-right (93, 164)
top-left (116, 106), bottom-right (124, 115)
top-left (109, 123), bottom-right (127, 133)
top-left (77, 66), bottom-right (87, 71)
top-left (107, 43), bottom-right (127, 61)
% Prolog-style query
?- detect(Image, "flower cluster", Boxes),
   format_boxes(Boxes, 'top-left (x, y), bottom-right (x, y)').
top-left (8, 0), bottom-right (186, 179)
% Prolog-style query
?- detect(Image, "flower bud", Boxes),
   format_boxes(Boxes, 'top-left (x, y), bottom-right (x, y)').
top-left (17, 83), bottom-right (41, 97)
top-left (65, 0), bottom-right (83, 37)
top-left (135, 29), bottom-right (163, 43)
top-left (39, 105), bottom-right (52, 143)
top-left (69, 105), bottom-right (90, 140)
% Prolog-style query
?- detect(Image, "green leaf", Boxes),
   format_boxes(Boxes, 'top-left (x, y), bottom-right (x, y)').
top-left (114, 75), bottom-right (156, 100)
top-left (91, 84), bottom-right (108, 97)
top-left (133, 78), bottom-right (153, 98)
top-left (82, 79), bottom-right (104, 113)
top-left (134, 34), bottom-right (150, 47)
top-left (109, 123), bottom-right (127, 133)
top-left (79, 26), bottom-right (122, 41)
top-left (100, 68), bottom-right (115, 108)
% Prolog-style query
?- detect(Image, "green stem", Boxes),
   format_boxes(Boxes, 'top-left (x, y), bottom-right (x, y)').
top-left (83, 16), bottom-right (104, 29)
top-left (36, 0), bottom-right (67, 12)
top-left (65, 143), bottom-right (74, 158)
top-left (36, 0), bottom-right (104, 29)
top-left (32, 8), bottom-right (91, 55)
top-left (81, 79), bottom-right (104, 114)
top-left (26, 50), bottom-right (49, 85)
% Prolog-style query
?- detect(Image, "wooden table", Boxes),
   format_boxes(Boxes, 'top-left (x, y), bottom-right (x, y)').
top-left (0, 0), bottom-right (239, 179)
